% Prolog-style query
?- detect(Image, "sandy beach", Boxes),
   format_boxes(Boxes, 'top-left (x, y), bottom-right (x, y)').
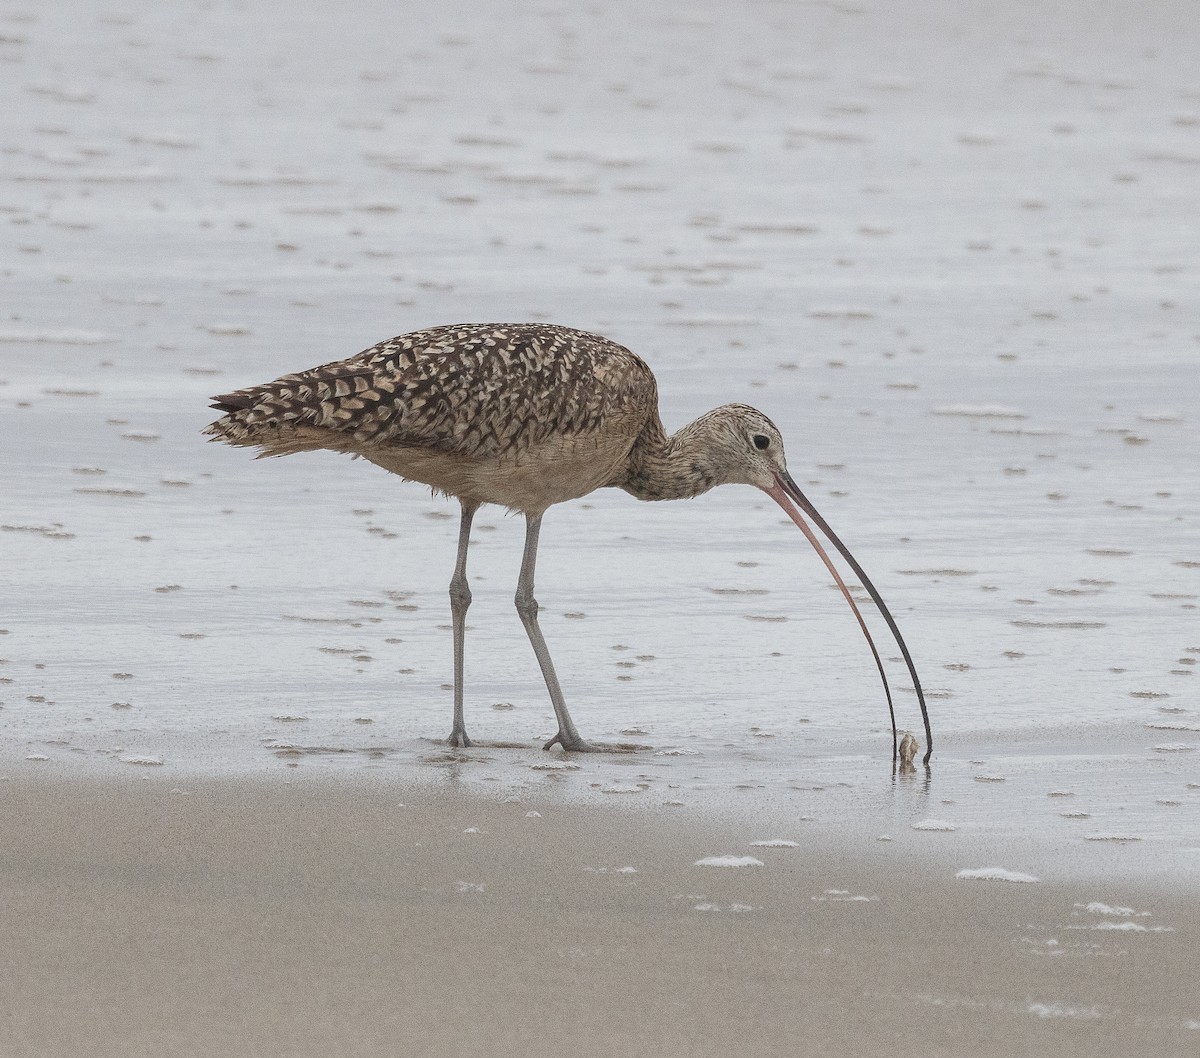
top-left (2, 0), bottom-right (1198, 1052)
top-left (2, 769), bottom-right (1197, 1058)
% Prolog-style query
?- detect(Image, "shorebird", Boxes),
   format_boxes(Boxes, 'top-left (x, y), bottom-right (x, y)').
top-left (205, 323), bottom-right (932, 762)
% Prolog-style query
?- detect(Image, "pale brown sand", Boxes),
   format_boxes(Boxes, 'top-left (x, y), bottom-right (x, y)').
top-left (1, 773), bottom-right (1196, 1058)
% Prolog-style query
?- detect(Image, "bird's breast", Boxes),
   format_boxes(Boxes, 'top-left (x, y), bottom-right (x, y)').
top-left (363, 426), bottom-right (638, 514)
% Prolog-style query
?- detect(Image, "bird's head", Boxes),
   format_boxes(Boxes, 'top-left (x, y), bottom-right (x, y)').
top-left (690, 403), bottom-right (790, 490)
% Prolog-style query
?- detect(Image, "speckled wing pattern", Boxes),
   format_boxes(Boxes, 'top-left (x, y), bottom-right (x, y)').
top-left (204, 323), bottom-right (657, 459)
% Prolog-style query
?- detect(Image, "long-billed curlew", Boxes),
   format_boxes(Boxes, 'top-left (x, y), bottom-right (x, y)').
top-left (204, 323), bottom-right (932, 763)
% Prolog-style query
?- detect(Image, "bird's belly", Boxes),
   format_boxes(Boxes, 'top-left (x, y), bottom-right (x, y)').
top-left (363, 433), bottom-right (633, 513)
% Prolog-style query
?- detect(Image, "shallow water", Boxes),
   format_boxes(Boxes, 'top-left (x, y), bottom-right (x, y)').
top-left (1, 0), bottom-right (1197, 853)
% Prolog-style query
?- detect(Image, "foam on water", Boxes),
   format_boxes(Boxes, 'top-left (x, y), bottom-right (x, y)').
top-left (1078, 902), bottom-right (1146, 917)
top-left (812, 890), bottom-right (876, 902)
top-left (694, 856), bottom-right (764, 868)
top-left (956, 868), bottom-right (1039, 884)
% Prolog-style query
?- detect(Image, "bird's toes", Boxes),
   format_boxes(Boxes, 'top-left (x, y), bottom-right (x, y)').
top-left (542, 732), bottom-right (597, 753)
top-left (447, 731), bottom-right (473, 749)
top-left (539, 734), bottom-right (643, 754)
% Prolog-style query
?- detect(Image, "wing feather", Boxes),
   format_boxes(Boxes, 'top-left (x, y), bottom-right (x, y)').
top-left (204, 323), bottom-right (657, 460)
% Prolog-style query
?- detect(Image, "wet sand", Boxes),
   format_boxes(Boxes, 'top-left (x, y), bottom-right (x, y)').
top-left (2, 771), bottom-right (1197, 1058)
top-left (3, 0), bottom-right (1199, 1051)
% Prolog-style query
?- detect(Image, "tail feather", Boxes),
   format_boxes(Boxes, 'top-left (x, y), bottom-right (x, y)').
top-left (202, 362), bottom-right (388, 456)
top-left (209, 390), bottom-right (256, 413)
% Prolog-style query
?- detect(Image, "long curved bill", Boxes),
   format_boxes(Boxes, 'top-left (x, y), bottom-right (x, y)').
top-left (764, 471), bottom-right (933, 766)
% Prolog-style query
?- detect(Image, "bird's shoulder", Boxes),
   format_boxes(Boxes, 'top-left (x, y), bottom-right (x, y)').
top-left (353, 323), bottom-right (650, 387)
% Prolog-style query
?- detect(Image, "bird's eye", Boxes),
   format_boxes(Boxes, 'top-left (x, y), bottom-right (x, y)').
top-left (752, 434), bottom-right (770, 451)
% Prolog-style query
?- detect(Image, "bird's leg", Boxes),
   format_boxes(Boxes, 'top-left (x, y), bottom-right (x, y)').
top-left (447, 500), bottom-right (478, 748)
top-left (515, 513), bottom-right (596, 753)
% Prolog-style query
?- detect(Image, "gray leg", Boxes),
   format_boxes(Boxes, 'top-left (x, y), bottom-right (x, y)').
top-left (448, 501), bottom-right (477, 747)
top-left (515, 513), bottom-right (595, 752)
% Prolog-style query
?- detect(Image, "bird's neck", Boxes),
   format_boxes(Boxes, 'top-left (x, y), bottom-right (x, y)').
top-left (615, 413), bottom-right (721, 501)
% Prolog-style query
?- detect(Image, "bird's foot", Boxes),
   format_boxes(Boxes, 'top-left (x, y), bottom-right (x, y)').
top-left (542, 730), bottom-right (599, 753)
top-left (542, 733), bottom-right (647, 754)
top-left (447, 729), bottom-right (473, 749)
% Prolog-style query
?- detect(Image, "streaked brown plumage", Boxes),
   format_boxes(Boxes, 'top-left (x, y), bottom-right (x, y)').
top-left (205, 322), bottom-right (932, 761)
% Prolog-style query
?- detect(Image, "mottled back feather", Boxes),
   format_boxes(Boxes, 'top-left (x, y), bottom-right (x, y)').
top-left (205, 323), bottom-right (657, 462)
